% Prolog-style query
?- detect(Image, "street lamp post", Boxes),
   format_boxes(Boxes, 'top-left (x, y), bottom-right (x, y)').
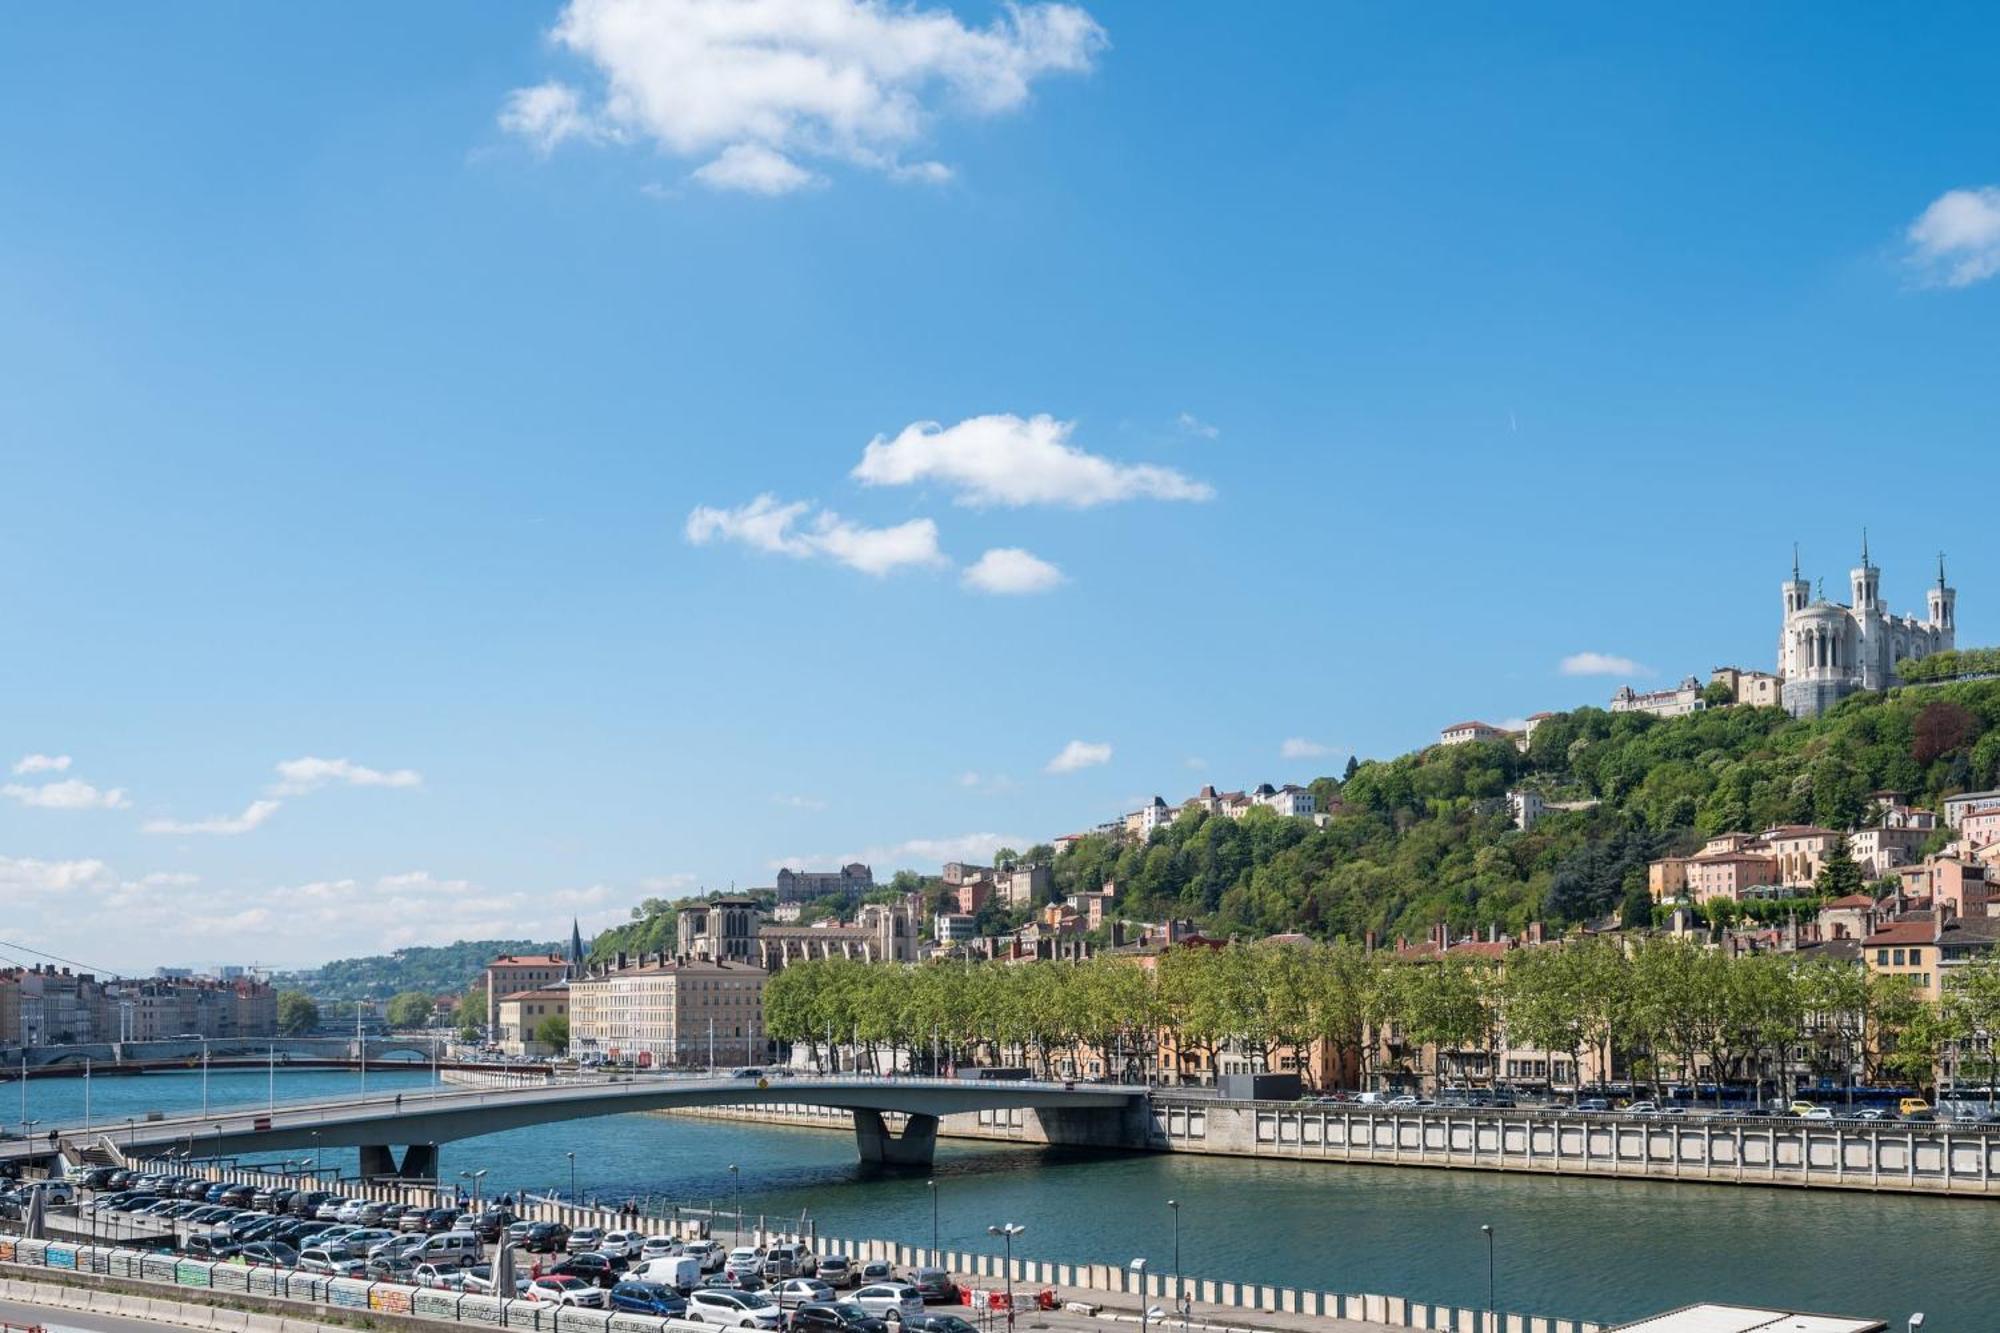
top-left (927, 1179), bottom-right (938, 1260)
top-left (1168, 1199), bottom-right (1186, 1333)
top-left (728, 1163), bottom-right (741, 1243)
top-left (1481, 1224), bottom-right (1495, 1333)
top-left (1130, 1256), bottom-right (1149, 1333)
top-left (461, 1168), bottom-right (488, 1212)
top-left (986, 1223), bottom-right (1025, 1333)
top-left (568, 1152), bottom-right (578, 1202)
top-left (201, 1037), bottom-right (210, 1117)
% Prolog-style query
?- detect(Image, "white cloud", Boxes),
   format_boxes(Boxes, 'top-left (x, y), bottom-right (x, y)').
top-left (1175, 411), bottom-right (1219, 440)
top-left (956, 771), bottom-right (1016, 795)
top-left (1560, 651), bottom-right (1649, 678)
top-left (638, 872), bottom-right (699, 894)
top-left (691, 143), bottom-right (824, 195)
top-left (1, 779), bottom-right (130, 811)
top-left (272, 756), bottom-right (423, 796)
top-left (773, 793), bottom-right (829, 811)
top-left (1279, 738), bottom-right (1334, 760)
top-left (962, 547), bottom-right (1065, 594)
top-left (498, 81), bottom-right (601, 154)
top-left (1045, 739), bottom-right (1112, 774)
top-left (685, 494), bottom-right (946, 576)
top-left (0, 855), bottom-right (116, 896)
top-left (12, 754), bottom-right (71, 775)
top-left (141, 799), bottom-right (282, 836)
top-left (1183, 756), bottom-right (1206, 770)
top-left (501, 0), bottom-right (1106, 190)
top-left (854, 413), bottom-right (1212, 508)
top-left (771, 831), bottom-right (1028, 873)
top-left (1905, 186), bottom-right (2000, 288)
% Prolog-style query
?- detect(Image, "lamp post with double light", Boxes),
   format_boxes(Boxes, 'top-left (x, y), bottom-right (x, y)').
top-left (987, 1223), bottom-right (1025, 1333)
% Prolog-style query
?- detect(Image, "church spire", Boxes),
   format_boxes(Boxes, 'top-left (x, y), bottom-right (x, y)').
top-left (1792, 542), bottom-right (1800, 581)
top-left (1939, 551), bottom-right (1948, 589)
top-left (1861, 527), bottom-right (1869, 567)
top-left (569, 917), bottom-right (585, 979)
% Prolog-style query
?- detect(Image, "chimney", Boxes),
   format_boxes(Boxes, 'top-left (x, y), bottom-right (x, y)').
top-left (1487, 923), bottom-right (1499, 944)
top-left (1363, 929), bottom-right (1378, 953)
top-left (1525, 921), bottom-right (1545, 945)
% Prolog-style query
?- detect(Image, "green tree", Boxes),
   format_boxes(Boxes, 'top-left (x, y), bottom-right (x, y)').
top-left (534, 1014), bottom-right (570, 1050)
top-left (1814, 837), bottom-right (1866, 898)
top-left (276, 989), bottom-right (320, 1036)
top-left (384, 991), bottom-right (435, 1029)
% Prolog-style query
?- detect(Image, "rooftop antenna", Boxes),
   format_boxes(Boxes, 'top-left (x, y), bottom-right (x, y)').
top-left (1792, 542), bottom-right (1800, 581)
top-left (1861, 527), bottom-right (1869, 566)
top-left (1939, 551), bottom-right (1948, 589)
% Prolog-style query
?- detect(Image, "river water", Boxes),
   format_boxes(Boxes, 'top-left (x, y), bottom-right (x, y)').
top-left (14, 1066), bottom-right (1979, 1329)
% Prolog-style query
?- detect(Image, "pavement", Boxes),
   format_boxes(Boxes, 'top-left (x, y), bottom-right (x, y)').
top-left (0, 1293), bottom-right (193, 1333)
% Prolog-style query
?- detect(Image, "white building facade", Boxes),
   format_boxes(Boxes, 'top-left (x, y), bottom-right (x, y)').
top-left (1780, 542), bottom-right (1955, 718)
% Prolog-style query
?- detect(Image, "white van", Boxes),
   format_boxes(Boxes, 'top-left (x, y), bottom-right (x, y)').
top-left (411, 1231), bottom-right (484, 1269)
top-left (639, 1254), bottom-right (702, 1292)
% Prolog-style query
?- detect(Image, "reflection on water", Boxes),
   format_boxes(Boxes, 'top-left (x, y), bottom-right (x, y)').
top-left (18, 1067), bottom-right (1969, 1327)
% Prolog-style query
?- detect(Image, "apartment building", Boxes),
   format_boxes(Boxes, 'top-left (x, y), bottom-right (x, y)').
top-left (483, 953), bottom-right (570, 1035)
top-left (568, 958), bottom-right (767, 1068)
top-left (494, 987), bottom-right (568, 1058)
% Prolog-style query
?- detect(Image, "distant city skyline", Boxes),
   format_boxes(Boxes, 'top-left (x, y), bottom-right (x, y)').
top-left (3, 2), bottom-right (1996, 969)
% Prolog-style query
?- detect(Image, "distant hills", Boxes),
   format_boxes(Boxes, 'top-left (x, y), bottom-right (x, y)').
top-left (275, 939), bottom-right (557, 1001)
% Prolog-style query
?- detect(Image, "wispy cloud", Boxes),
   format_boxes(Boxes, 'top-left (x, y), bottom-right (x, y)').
top-left (771, 831), bottom-right (1029, 874)
top-left (962, 547), bottom-right (1065, 594)
top-left (1560, 651), bottom-right (1649, 678)
top-left (854, 414), bottom-right (1212, 508)
top-left (499, 0), bottom-right (1105, 193)
top-left (1905, 185), bottom-right (2000, 288)
top-left (1175, 411), bottom-right (1219, 440)
top-left (2, 779), bottom-right (130, 811)
top-left (685, 495), bottom-right (947, 576)
top-left (1279, 738), bottom-right (1335, 760)
top-left (141, 799), bottom-right (282, 837)
top-left (956, 771), bottom-right (1017, 795)
top-left (773, 794), bottom-right (829, 811)
top-left (11, 754), bottom-right (71, 775)
top-left (272, 756), bottom-right (422, 796)
top-left (1045, 739), bottom-right (1113, 774)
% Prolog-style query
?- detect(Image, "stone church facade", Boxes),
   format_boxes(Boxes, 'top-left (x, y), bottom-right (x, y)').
top-left (1779, 540), bottom-right (1955, 718)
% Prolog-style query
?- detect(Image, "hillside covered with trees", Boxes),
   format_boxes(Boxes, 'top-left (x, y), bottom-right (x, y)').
top-left (1050, 678), bottom-right (2000, 944)
top-left (277, 939), bottom-right (557, 1001)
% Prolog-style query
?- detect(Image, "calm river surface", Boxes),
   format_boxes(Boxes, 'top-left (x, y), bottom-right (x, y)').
top-left (16, 1066), bottom-right (1977, 1328)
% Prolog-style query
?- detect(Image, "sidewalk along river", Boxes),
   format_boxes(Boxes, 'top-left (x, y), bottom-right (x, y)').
top-left (17, 1067), bottom-right (1968, 1329)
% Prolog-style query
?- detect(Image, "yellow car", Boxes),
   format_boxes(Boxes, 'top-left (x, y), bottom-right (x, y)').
top-left (1899, 1097), bottom-right (1931, 1117)
top-left (1787, 1100), bottom-right (1820, 1117)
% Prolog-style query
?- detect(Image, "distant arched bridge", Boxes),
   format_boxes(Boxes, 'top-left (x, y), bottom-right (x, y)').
top-left (4, 1075), bottom-right (1149, 1173)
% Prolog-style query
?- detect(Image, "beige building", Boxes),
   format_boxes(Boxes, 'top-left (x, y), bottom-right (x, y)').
top-left (1710, 666), bottom-right (1784, 709)
top-left (568, 958), bottom-right (767, 1069)
top-left (1438, 721), bottom-right (1508, 747)
top-left (484, 953), bottom-right (570, 1035)
top-left (998, 862), bottom-right (1051, 909)
top-left (1609, 677), bottom-right (1708, 719)
top-left (495, 987), bottom-right (568, 1058)
top-left (1686, 851), bottom-right (1782, 903)
top-left (1648, 856), bottom-right (1692, 903)
top-left (1763, 825), bottom-right (1844, 887)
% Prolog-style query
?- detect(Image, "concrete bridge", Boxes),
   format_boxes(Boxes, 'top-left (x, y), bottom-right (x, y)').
top-left (3, 1036), bottom-right (445, 1072)
top-left (2, 1074), bottom-right (1148, 1174)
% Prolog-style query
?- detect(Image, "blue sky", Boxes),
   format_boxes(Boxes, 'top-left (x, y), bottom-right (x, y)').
top-left (3, 2), bottom-right (1997, 971)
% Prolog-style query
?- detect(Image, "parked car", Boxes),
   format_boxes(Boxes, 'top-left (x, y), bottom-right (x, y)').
top-left (726, 1248), bottom-right (767, 1283)
top-left (688, 1288), bottom-right (784, 1329)
top-left (763, 1243), bottom-right (812, 1279)
top-left (816, 1256), bottom-right (854, 1288)
top-left (468, 1210), bottom-right (517, 1243)
top-left (900, 1316), bottom-right (977, 1333)
top-left (600, 1229), bottom-right (647, 1260)
top-left (364, 1256), bottom-right (417, 1283)
top-left (904, 1304), bottom-right (980, 1328)
top-left (413, 1262), bottom-right (468, 1289)
top-left (420, 1208), bottom-right (462, 1234)
top-left (772, 1279), bottom-right (837, 1310)
top-left (638, 1255), bottom-right (703, 1293)
top-left (568, 1227), bottom-right (608, 1255)
top-left (790, 1303), bottom-right (888, 1333)
top-left (523, 1221), bottom-right (572, 1254)
top-left (898, 1269), bottom-right (954, 1305)
top-left (553, 1253), bottom-right (624, 1288)
top-left (527, 1276), bottom-right (607, 1308)
top-left (611, 1281), bottom-right (690, 1316)
top-left (641, 1234), bottom-right (683, 1260)
top-left (233, 1242), bottom-right (300, 1268)
top-left (182, 1233), bottom-right (239, 1260)
top-left (851, 1285), bottom-right (924, 1323)
top-left (290, 1192), bottom-right (333, 1218)
top-left (461, 1264), bottom-right (532, 1297)
top-left (854, 1262), bottom-right (895, 1286)
top-left (297, 1247), bottom-right (366, 1277)
top-left (409, 1231), bottom-right (485, 1270)
top-left (685, 1240), bottom-right (726, 1272)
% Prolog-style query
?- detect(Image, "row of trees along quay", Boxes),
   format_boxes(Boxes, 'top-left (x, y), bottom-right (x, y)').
top-left (762, 943), bottom-right (2000, 1103)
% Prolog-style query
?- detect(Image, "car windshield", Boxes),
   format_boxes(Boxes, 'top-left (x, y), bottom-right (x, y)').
top-left (829, 1304), bottom-right (871, 1320)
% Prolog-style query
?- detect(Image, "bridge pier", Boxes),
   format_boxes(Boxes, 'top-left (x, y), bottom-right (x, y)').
top-left (853, 1110), bottom-right (938, 1167)
top-left (359, 1143), bottom-right (440, 1180)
